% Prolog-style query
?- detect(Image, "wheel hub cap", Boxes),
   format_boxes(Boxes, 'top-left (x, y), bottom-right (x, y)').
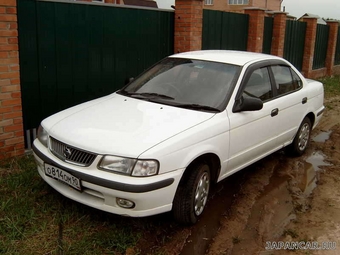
top-left (298, 123), bottom-right (310, 151)
top-left (194, 172), bottom-right (210, 216)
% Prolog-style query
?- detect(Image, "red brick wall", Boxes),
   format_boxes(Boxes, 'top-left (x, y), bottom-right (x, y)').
top-left (174, 0), bottom-right (203, 53)
top-left (333, 65), bottom-right (340, 76)
top-left (252, 0), bottom-right (281, 11)
top-left (0, 0), bottom-right (25, 159)
top-left (245, 8), bottom-right (265, 53)
top-left (326, 21), bottom-right (339, 76)
top-left (204, 0), bottom-right (281, 13)
top-left (271, 12), bottom-right (286, 57)
top-left (301, 17), bottom-right (318, 78)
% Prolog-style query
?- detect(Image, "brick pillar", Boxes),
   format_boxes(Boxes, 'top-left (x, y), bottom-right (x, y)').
top-left (174, 0), bottom-right (203, 53)
top-left (0, 0), bottom-right (25, 159)
top-left (325, 21), bottom-right (339, 76)
top-left (244, 8), bottom-right (265, 53)
top-left (271, 12), bottom-right (287, 57)
top-left (301, 17), bottom-right (318, 78)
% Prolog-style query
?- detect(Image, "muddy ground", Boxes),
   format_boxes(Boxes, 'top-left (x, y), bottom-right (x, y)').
top-left (144, 96), bottom-right (340, 255)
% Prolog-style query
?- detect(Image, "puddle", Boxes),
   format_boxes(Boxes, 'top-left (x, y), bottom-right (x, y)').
top-left (298, 162), bottom-right (318, 197)
top-left (180, 151), bottom-right (331, 255)
top-left (313, 131), bottom-right (332, 143)
top-left (306, 151), bottom-right (331, 171)
top-left (231, 171), bottom-right (296, 250)
top-left (180, 171), bottom-right (244, 255)
top-left (227, 153), bottom-right (330, 254)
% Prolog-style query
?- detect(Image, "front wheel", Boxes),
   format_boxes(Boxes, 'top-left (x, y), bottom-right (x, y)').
top-left (173, 163), bottom-right (211, 225)
top-left (286, 117), bottom-right (311, 156)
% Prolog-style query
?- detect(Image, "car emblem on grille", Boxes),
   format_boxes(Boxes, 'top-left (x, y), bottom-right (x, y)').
top-left (63, 147), bottom-right (72, 159)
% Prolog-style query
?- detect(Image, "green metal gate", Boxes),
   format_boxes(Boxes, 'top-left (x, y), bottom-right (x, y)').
top-left (313, 24), bottom-right (330, 70)
top-left (202, 10), bottom-right (248, 50)
top-left (263, 17), bottom-right (273, 54)
top-left (18, 0), bottom-right (174, 135)
top-left (283, 20), bottom-right (307, 71)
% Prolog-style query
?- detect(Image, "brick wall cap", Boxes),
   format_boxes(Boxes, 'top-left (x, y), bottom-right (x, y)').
top-left (243, 7), bottom-right (266, 11)
top-left (326, 20), bottom-right (339, 24)
top-left (300, 16), bottom-right (318, 20)
top-left (40, 0), bottom-right (174, 13)
top-left (271, 11), bottom-right (288, 15)
top-left (286, 14), bottom-right (297, 20)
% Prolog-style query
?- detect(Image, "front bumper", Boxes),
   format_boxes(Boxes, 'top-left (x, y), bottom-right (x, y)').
top-left (33, 140), bottom-right (184, 217)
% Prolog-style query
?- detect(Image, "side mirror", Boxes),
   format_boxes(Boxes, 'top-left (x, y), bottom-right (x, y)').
top-left (233, 96), bottom-right (263, 113)
top-left (125, 77), bottom-right (134, 85)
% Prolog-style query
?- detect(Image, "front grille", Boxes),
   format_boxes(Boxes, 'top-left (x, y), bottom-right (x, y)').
top-left (49, 137), bottom-right (97, 167)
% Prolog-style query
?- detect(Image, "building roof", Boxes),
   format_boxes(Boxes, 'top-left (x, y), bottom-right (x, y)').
top-left (123, 0), bottom-right (158, 8)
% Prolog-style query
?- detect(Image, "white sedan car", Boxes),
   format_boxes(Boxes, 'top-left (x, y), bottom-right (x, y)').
top-left (33, 50), bottom-right (324, 224)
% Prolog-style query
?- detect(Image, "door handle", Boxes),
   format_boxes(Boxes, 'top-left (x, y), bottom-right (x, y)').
top-left (302, 97), bottom-right (307, 104)
top-left (271, 108), bottom-right (279, 117)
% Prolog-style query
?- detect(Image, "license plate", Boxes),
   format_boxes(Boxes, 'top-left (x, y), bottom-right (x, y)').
top-left (44, 163), bottom-right (81, 191)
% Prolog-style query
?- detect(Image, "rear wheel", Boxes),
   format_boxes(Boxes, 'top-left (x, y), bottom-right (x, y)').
top-left (173, 163), bottom-right (210, 225)
top-left (287, 117), bottom-right (311, 156)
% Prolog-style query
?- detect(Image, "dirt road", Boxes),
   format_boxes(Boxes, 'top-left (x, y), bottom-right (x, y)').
top-left (156, 96), bottom-right (340, 255)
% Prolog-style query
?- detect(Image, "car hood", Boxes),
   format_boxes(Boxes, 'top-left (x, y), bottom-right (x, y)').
top-left (45, 93), bottom-right (214, 158)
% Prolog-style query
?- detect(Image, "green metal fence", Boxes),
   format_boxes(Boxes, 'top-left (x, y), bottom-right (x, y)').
top-left (202, 10), bottom-right (248, 50)
top-left (263, 17), bottom-right (273, 54)
top-left (335, 27), bottom-right (340, 65)
top-left (313, 24), bottom-right (330, 70)
top-left (283, 20), bottom-right (307, 71)
top-left (18, 0), bottom-right (174, 132)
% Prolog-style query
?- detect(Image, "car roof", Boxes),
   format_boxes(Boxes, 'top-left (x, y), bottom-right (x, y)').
top-left (170, 50), bottom-right (284, 66)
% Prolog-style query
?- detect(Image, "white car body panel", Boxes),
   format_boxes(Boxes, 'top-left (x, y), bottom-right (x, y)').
top-left (45, 93), bottom-right (214, 158)
top-left (140, 112), bottom-right (230, 174)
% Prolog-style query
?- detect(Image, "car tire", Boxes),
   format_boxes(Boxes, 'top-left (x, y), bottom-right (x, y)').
top-left (287, 117), bottom-right (312, 156)
top-left (173, 163), bottom-right (210, 225)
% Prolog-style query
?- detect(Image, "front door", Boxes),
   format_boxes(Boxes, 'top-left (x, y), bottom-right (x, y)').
top-left (224, 65), bottom-right (282, 177)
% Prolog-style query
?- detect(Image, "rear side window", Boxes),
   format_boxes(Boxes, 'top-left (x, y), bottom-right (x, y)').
top-left (271, 65), bottom-right (302, 96)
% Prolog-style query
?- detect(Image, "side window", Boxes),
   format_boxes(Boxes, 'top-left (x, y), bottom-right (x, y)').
top-left (243, 67), bottom-right (272, 101)
top-left (271, 65), bottom-right (302, 95)
top-left (292, 70), bottom-right (303, 89)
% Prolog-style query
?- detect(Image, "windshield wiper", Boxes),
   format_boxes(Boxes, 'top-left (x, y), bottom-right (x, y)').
top-left (136, 92), bottom-right (175, 100)
top-left (121, 91), bottom-right (175, 100)
top-left (175, 103), bottom-right (220, 112)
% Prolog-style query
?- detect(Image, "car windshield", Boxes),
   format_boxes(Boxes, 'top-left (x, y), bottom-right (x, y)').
top-left (118, 58), bottom-right (240, 112)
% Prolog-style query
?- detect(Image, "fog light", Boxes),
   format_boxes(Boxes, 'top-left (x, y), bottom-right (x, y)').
top-left (116, 198), bottom-right (135, 209)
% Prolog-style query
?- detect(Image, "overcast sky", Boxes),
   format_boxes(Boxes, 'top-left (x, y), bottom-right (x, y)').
top-left (156, 0), bottom-right (340, 20)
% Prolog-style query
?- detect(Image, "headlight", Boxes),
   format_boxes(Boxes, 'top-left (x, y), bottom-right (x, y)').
top-left (132, 160), bottom-right (158, 176)
top-left (99, 156), bottom-right (159, 177)
top-left (99, 156), bottom-right (136, 175)
top-left (37, 125), bottom-right (48, 147)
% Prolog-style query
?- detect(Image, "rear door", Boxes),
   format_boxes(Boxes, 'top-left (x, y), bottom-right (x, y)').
top-left (269, 65), bottom-right (307, 146)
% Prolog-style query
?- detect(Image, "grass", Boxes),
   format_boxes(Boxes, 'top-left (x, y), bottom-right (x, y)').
top-left (0, 154), bottom-right (178, 255)
top-left (318, 75), bottom-right (340, 98)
